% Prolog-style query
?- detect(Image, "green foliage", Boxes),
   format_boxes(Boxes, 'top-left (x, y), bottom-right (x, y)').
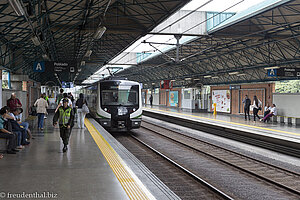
top-left (275, 80), bottom-right (300, 93)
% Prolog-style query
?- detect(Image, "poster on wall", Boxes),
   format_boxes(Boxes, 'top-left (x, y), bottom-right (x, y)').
top-left (169, 91), bottom-right (178, 107)
top-left (212, 90), bottom-right (230, 113)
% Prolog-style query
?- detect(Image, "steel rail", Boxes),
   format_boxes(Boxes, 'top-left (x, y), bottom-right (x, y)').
top-left (140, 121), bottom-right (300, 197)
top-left (130, 134), bottom-right (235, 200)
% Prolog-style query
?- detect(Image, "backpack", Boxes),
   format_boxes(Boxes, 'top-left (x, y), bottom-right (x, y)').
top-left (8, 119), bottom-right (24, 131)
top-left (4, 120), bottom-right (13, 132)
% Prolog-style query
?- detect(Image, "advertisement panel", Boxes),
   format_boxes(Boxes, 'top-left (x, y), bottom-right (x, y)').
top-left (212, 90), bottom-right (230, 113)
top-left (160, 80), bottom-right (173, 89)
top-left (169, 91), bottom-right (178, 107)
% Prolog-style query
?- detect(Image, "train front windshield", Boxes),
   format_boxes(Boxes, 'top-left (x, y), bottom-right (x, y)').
top-left (101, 84), bottom-right (139, 106)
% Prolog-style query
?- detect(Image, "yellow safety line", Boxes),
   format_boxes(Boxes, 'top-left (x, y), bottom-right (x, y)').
top-left (85, 118), bottom-right (150, 200)
top-left (145, 107), bottom-right (300, 137)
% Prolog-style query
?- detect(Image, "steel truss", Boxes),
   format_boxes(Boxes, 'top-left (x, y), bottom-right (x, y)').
top-left (116, 0), bottom-right (300, 88)
top-left (0, 0), bottom-right (189, 84)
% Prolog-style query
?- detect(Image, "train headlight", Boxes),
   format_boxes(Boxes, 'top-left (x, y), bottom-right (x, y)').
top-left (104, 108), bottom-right (107, 111)
top-left (133, 108), bottom-right (136, 112)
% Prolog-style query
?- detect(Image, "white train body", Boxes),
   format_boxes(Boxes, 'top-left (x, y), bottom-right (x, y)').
top-left (83, 79), bottom-right (142, 131)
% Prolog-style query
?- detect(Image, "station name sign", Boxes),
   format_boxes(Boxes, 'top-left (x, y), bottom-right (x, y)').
top-left (267, 68), bottom-right (300, 77)
top-left (277, 68), bottom-right (300, 77)
top-left (33, 61), bottom-right (77, 73)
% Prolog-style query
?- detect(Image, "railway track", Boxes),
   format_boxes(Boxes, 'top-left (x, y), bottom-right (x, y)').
top-left (114, 133), bottom-right (234, 200)
top-left (123, 120), bottom-right (300, 199)
top-left (140, 120), bottom-right (300, 196)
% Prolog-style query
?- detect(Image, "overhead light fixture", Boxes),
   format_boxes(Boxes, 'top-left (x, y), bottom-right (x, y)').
top-left (81, 61), bottom-right (86, 66)
top-left (228, 71), bottom-right (239, 75)
top-left (42, 54), bottom-right (49, 60)
top-left (171, 80), bottom-right (176, 82)
top-left (152, 83), bottom-right (155, 85)
top-left (84, 50), bottom-right (92, 57)
top-left (31, 36), bottom-right (41, 46)
top-left (212, 76), bottom-right (219, 79)
top-left (204, 75), bottom-right (212, 78)
top-left (8, 0), bottom-right (25, 16)
top-left (185, 78), bottom-right (192, 80)
top-left (264, 66), bottom-right (280, 70)
top-left (194, 78), bottom-right (200, 81)
top-left (237, 73), bottom-right (246, 76)
top-left (93, 26), bottom-right (107, 40)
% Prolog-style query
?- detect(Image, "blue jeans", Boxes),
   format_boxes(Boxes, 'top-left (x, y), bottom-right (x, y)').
top-left (37, 113), bottom-right (45, 129)
top-left (14, 129), bottom-right (27, 146)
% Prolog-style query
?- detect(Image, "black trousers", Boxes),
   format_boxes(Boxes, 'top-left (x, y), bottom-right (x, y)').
top-left (244, 107), bottom-right (250, 120)
top-left (253, 108), bottom-right (260, 121)
top-left (0, 132), bottom-right (17, 150)
top-left (264, 110), bottom-right (270, 117)
top-left (59, 127), bottom-right (71, 145)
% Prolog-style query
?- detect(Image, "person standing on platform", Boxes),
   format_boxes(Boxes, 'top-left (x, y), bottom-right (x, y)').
top-left (149, 94), bottom-right (153, 107)
top-left (7, 93), bottom-right (22, 120)
top-left (34, 94), bottom-right (48, 130)
top-left (55, 89), bottom-right (64, 105)
top-left (43, 93), bottom-right (49, 119)
top-left (55, 93), bottom-right (72, 113)
top-left (75, 93), bottom-right (88, 129)
top-left (53, 99), bottom-right (74, 153)
top-left (252, 95), bottom-right (262, 121)
top-left (242, 95), bottom-right (251, 121)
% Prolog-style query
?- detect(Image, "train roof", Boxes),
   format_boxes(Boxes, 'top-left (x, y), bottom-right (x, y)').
top-left (99, 79), bottom-right (140, 85)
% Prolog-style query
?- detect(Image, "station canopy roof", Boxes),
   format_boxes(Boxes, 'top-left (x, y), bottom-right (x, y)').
top-left (0, 0), bottom-right (190, 85)
top-left (114, 0), bottom-right (300, 88)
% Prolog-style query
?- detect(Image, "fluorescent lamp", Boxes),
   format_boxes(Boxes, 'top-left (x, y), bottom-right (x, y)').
top-left (93, 26), bottom-right (106, 40)
top-left (152, 83), bottom-right (155, 85)
top-left (84, 50), bottom-right (92, 57)
top-left (171, 80), bottom-right (176, 81)
top-left (185, 78), bottom-right (192, 80)
top-left (212, 76), bottom-right (219, 79)
top-left (228, 71), bottom-right (239, 75)
top-left (264, 66), bottom-right (280, 70)
top-left (81, 61), bottom-right (86, 66)
top-left (194, 78), bottom-right (200, 80)
top-left (8, 0), bottom-right (25, 16)
top-left (237, 73), bottom-right (246, 76)
top-left (42, 54), bottom-right (49, 60)
top-left (204, 75), bottom-right (212, 78)
top-left (31, 36), bottom-right (41, 46)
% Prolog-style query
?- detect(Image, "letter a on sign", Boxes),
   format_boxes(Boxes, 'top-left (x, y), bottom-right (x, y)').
top-left (267, 69), bottom-right (277, 77)
top-left (33, 62), bottom-right (45, 72)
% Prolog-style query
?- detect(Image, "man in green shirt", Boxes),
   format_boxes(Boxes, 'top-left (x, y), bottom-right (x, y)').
top-left (53, 99), bottom-right (74, 153)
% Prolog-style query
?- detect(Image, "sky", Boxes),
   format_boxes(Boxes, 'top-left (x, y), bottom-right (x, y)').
top-left (83, 0), bottom-right (267, 83)
top-left (181, 0), bottom-right (266, 12)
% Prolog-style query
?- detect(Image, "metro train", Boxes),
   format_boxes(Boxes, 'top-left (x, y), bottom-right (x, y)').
top-left (82, 79), bottom-right (142, 131)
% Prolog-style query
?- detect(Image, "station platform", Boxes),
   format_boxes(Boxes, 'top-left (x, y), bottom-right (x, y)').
top-left (143, 106), bottom-right (300, 156)
top-left (0, 115), bottom-right (178, 200)
top-left (144, 105), bottom-right (300, 140)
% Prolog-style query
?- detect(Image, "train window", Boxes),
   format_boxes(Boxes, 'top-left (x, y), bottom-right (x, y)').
top-left (101, 85), bottom-right (139, 106)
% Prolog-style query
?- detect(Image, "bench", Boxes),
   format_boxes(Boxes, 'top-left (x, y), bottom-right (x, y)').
top-left (272, 115), bottom-right (300, 126)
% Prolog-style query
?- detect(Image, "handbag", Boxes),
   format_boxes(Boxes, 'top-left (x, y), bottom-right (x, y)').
top-left (82, 104), bottom-right (89, 114)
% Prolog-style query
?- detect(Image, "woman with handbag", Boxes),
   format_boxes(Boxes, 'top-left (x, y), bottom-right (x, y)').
top-left (252, 95), bottom-right (262, 121)
top-left (75, 93), bottom-right (88, 129)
